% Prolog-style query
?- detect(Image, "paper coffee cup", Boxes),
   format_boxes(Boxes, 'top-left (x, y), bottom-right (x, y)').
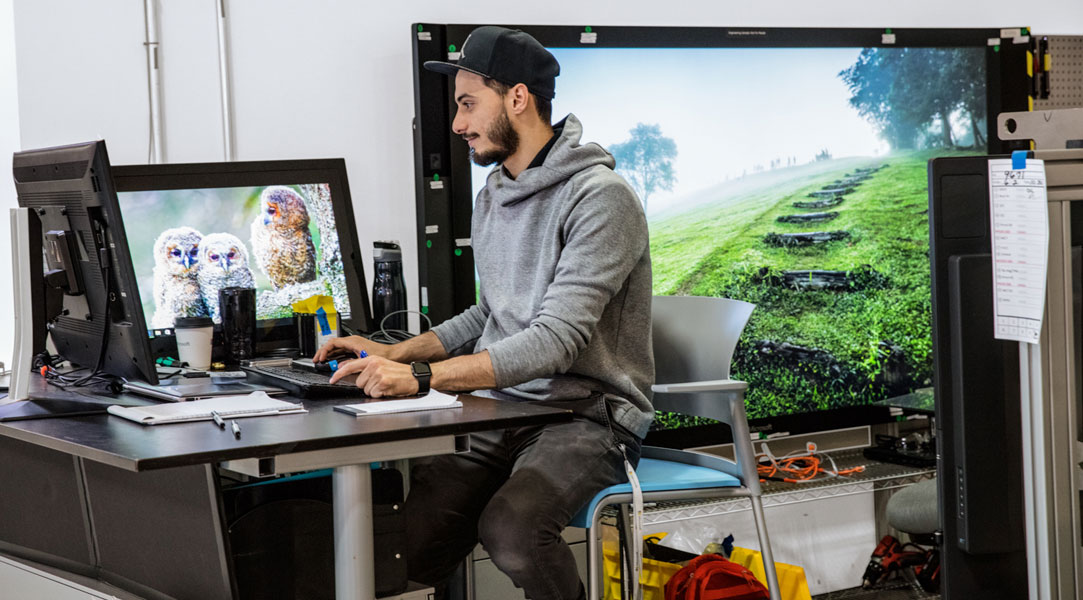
top-left (174, 316), bottom-right (214, 369)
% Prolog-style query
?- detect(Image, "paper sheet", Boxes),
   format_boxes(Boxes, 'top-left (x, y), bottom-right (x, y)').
top-left (335, 389), bottom-right (462, 416)
top-left (988, 157), bottom-right (1049, 343)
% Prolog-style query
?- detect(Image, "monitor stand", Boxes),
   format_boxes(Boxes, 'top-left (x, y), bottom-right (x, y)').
top-left (0, 397), bottom-right (118, 422)
top-left (6, 208), bottom-right (111, 421)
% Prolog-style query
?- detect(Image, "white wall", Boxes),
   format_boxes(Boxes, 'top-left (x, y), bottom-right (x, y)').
top-left (1, 0), bottom-right (19, 369)
top-left (4, 0), bottom-right (1083, 364)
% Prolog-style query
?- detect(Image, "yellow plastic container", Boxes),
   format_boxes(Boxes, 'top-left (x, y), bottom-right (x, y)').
top-left (600, 538), bottom-right (812, 600)
top-left (601, 544), bottom-right (680, 600)
top-left (729, 547), bottom-right (812, 600)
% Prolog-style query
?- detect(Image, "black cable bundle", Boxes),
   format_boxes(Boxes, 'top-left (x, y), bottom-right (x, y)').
top-left (45, 237), bottom-right (115, 391)
top-left (362, 310), bottom-right (431, 344)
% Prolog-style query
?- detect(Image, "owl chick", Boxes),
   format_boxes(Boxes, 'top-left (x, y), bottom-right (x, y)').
top-left (151, 226), bottom-right (207, 329)
top-left (250, 186), bottom-right (317, 289)
top-left (197, 232), bottom-right (256, 323)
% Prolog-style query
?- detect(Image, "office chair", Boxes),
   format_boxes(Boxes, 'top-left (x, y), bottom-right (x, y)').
top-left (570, 295), bottom-right (782, 600)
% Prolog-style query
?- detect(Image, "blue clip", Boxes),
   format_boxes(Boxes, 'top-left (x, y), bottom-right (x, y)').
top-left (1012, 150), bottom-right (1027, 170)
top-left (316, 306), bottom-right (332, 336)
top-left (328, 359), bottom-right (339, 372)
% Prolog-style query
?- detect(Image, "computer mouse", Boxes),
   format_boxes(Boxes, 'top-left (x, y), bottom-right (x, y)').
top-left (315, 349), bottom-right (359, 367)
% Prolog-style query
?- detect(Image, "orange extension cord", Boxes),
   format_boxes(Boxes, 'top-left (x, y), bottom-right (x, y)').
top-left (757, 454), bottom-right (866, 483)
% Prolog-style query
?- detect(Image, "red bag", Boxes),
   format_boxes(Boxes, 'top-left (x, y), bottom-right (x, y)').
top-left (664, 554), bottom-right (770, 600)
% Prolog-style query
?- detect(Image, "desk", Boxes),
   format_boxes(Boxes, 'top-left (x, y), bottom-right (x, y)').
top-left (0, 377), bottom-right (571, 600)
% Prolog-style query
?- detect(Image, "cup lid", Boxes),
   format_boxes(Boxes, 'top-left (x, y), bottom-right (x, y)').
top-left (174, 316), bottom-right (214, 328)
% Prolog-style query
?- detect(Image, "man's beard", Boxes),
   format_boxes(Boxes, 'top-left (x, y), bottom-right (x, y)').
top-left (469, 108), bottom-right (519, 167)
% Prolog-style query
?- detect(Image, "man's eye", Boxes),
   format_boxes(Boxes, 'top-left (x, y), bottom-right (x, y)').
top-left (171, 248), bottom-right (181, 256)
top-left (209, 254), bottom-right (219, 261)
top-left (227, 251), bottom-right (236, 259)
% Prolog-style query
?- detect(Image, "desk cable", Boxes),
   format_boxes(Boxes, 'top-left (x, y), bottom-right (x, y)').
top-left (360, 310), bottom-right (432, 344)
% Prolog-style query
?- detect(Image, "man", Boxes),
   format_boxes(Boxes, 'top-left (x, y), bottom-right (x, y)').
top-left (315, 26), bottom-right (653, 600)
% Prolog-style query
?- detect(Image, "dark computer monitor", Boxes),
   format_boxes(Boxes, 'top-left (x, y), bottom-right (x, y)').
top-left (13, 140), bottom-right (159, 386)
top-left (412, 25), bottom-right (1031, 445)
top-left (109, 159), bottom-right (374, 350)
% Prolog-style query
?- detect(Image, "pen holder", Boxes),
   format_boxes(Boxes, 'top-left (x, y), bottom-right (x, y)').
top-left (294, 311), bottom-right (339, 357)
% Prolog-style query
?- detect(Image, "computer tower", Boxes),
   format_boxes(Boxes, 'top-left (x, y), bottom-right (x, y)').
top-left (928, 156), bottom-right (1028, 599)
top-left (222, 468), bottom-right (408, 599)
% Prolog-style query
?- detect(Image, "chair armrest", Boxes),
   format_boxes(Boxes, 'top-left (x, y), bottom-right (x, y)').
top-left (652, 379), bottom-right (748, 394)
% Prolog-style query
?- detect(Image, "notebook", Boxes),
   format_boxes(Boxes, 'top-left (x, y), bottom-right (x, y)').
top-left (333, 390), bottom-right (462, 416)
top-left (108, 391), bottom-right (306, 425)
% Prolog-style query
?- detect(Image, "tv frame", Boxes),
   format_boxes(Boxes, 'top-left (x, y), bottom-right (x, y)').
top-left (110, 158), bottom-right (376, 347)
top-left (411, 24), bottom-right (1031, 446)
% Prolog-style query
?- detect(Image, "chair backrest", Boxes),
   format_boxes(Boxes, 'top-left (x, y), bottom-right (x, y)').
top-left (652, 295), bottom-right (754, 387)
top-left (648, 295), bottom-right (761, 491)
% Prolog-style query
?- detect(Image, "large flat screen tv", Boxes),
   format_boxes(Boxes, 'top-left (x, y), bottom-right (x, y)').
top-left (411, 25), bottom-right (1030, 444)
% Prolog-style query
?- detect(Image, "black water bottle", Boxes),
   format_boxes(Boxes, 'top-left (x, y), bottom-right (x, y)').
top-left (372, 241), bottom-right (406, 331)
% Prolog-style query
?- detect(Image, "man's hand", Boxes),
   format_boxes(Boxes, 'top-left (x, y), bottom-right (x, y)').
top-left (313, 336), bottom-right (392, 363)
top-left (328, 355), bottom-right (419, 398)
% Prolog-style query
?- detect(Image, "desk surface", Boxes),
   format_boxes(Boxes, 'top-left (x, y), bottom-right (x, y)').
top-left (0, 377), bottom-right (571, 472)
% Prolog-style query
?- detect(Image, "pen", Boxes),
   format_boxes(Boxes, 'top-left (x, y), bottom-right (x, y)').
top-left (210, 410), bottom-right (226, 429)
top-left (231, 419), bottom-right (241, 438)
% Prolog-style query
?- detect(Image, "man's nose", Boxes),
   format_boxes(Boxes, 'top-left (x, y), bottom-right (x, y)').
top-left (452, 111), bottom-right (466, 135)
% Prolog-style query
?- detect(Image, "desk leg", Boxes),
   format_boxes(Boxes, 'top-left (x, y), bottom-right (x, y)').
top-left (333, 464), bottom-right (375, 600)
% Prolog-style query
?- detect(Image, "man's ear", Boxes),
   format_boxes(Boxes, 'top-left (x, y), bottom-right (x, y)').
top-left (506, 83), bottom-right (531, 116)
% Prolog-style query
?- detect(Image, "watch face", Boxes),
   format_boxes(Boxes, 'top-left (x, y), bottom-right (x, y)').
top-left (412, 362), bottom-right (432, 377)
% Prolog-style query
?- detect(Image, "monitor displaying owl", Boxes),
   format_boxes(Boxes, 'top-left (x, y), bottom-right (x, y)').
top-left (151, 226), bottom-right (207, 329)
top-left (198, 232), bottom-right (256, 323)
top-left (250, 186), bottom-right (317, 289)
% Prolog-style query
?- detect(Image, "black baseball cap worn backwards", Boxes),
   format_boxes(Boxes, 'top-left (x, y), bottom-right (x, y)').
top-left (423, 26), bottom-right (560, 100)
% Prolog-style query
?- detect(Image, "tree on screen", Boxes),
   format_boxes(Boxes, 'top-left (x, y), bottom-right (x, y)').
top-left (610, 123), bottom-right (677, 213)
top-left (839, 47), bottom-right (987, 150)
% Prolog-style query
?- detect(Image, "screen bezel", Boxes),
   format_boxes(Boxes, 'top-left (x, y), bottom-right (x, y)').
top-left (111, 158), bottom-right (375, 339)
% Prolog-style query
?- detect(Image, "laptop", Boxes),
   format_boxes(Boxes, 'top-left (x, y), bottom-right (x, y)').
top-left (124, 379), bottom-right (288, 402)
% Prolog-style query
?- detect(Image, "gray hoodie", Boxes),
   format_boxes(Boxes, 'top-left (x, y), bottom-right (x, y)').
top-left (431, 114), bottom-right (655, 438)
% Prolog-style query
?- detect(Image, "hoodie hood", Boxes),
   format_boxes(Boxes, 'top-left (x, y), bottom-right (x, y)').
top-left (485, 113), bottom-right (615, 207)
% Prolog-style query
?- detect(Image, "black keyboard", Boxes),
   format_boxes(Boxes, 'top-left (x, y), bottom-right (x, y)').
top-left (241, 365), bottom-right (368, 399)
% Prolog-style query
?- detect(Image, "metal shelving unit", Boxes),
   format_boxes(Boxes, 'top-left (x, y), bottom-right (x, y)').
top-left (628, 450), bottom-right (935, 526)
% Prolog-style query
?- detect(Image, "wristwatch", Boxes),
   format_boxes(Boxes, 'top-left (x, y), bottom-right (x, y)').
top-left (410, 361), bottom-right (432, 395)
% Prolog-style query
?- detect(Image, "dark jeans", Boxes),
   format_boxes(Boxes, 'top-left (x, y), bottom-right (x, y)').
top-left (405, 395), bottom-right (642, 600)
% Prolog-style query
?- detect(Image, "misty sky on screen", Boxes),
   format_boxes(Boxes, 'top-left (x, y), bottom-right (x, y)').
top-left (472, 47), bottom-right (886, 215)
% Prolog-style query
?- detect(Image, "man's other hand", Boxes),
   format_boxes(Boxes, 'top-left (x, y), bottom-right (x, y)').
top-left (328, 355), bottom-right (419, 398)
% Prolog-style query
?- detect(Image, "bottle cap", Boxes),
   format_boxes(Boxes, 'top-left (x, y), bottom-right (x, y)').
top-left (374, 240), bottom-right (402, 261)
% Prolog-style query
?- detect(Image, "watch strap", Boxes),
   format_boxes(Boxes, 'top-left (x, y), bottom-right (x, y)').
top-left (411, 361), bottom-right (431, 395)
